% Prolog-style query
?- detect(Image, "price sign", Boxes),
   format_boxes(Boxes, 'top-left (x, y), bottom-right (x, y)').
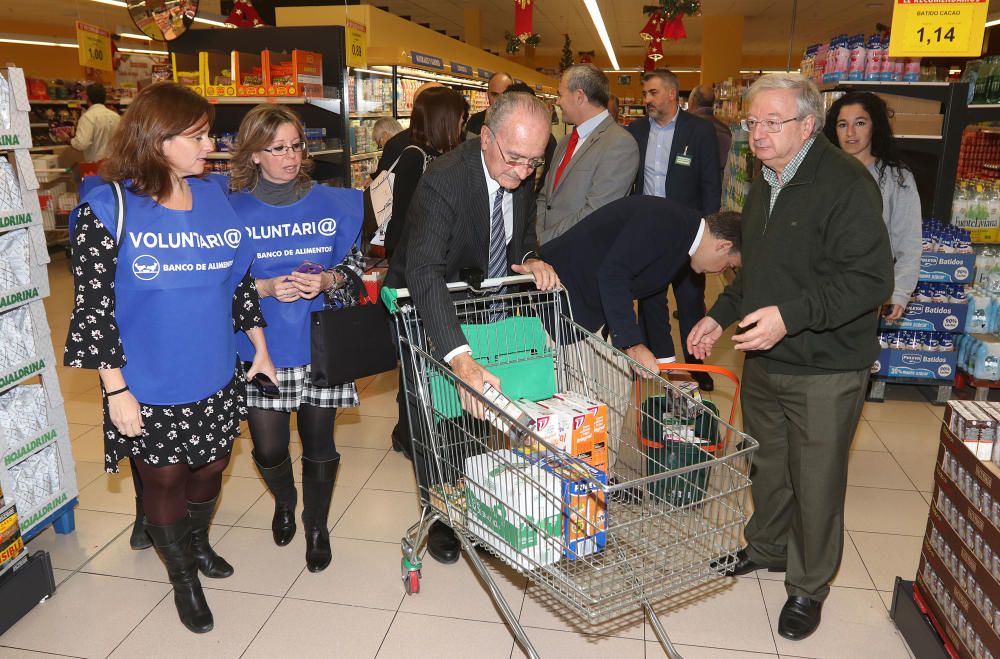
top-left (76, 21), bottom-right (112, 71)
top-left (346, 21), bottom-right (367, 69)
top-left (888, 0), bottom-right (988, 58)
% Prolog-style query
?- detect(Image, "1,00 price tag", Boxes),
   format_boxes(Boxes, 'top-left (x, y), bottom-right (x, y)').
top-left (888, 0), bottom-right (988, 58)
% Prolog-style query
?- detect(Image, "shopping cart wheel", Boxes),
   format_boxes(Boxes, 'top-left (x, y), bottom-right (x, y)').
top-left (401, 557), bottom-right (422, 595)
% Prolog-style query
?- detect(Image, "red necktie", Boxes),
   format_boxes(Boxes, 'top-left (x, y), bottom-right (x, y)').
top-left (552, 127), bottom-right (579, 191)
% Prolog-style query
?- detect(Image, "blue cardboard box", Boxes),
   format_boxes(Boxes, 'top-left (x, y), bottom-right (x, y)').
top-left (538, 457), bottom-right (607, 560)
top-left (919, 252), bottom-right (976, 284)
top-left (872, 348), bottom-right (957, 381)
top-left (880, 301), bottom-right (967, 333)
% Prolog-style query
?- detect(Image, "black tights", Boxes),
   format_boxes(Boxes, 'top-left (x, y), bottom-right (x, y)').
top-left (133, 456), bottom-right (231, 526)
top-left (247, 405), bottom-right (339, 469)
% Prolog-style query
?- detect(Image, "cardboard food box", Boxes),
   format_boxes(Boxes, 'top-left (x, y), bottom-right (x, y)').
top-left (538, 398), bottom-right (596, 467)
top-left (265, 50), bottom-right (324, 97)
top-left (170, 52), bottom-right (204, 95)
top-left (0, 505), bottom-right (23, 571)
top-left (463, 450), bottom-right (562, 571)
top-left (512, 399), bottom-right (569, 462)
top-left (553, 392), bottom-right (609, 472)
top-left (919, 252), bottom-right (976, 284)
top-left (235, 50), bottom-right (267, 97)
top-left (539, 457), bottom-right (607, 560)
top-left (889, 113), bottom-right (944, 136)
top-left (872, 347), bottom-right (957, 381)
top-left (880, 300), bottom-right (967, 333)
top-left (203, 51), bottom-right (237, 98)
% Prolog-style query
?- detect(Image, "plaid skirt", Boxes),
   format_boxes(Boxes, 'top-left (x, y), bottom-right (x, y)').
top-left (244, 362), bottom-right (359, 412)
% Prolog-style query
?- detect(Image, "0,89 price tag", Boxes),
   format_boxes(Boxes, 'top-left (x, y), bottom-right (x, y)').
top-left (889, 0), bottom-right (988, 58)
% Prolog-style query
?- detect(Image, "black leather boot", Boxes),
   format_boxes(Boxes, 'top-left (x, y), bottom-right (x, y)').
top-left (130, 496), bottom-right (152, 550)
top-left (146, 518), bottom-right (214, 634)
top-left (301, 456), bottom-right (339, 573)
top-left (187, 497), bottom-right (234, 578)
top-left (252, 451), bottom-right (298, 546)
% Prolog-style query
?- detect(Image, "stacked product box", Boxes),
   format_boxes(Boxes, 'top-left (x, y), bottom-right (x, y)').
top-left (916, 401), bottom-right (1000, 657)
top-left (875, 221), bottom-right (974, 382)
top-left (0, 67), bottom-right (76, 543)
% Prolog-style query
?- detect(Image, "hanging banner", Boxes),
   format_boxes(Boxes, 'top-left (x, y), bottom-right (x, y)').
top-left (76, 21), bottom-right (112, 71)
top-left (888, 0), bottom-right (989, 58)
top-left (346, 19), bottom-right (367, 69)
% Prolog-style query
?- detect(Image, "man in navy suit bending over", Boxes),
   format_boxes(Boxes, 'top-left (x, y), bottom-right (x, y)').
top-left (627, 69), bottom-right (723, 389)
top-left (540, 196), bottom-right (741, 372)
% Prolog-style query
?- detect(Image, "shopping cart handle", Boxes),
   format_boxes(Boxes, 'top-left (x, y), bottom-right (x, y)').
top-left (387, 274), bottom-right (537, 303)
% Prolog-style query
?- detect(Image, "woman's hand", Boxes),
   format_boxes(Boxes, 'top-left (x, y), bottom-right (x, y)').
top-left (244, 351), bottom-right (278, 387)
top-left (108, 391), bottom-right (144, 437)
top-left (288, 270), bottom-right (336, 300)
top-left (884, 304), bottom-right (905, 321)
top-left (258, 276), bottom-right (301, 303)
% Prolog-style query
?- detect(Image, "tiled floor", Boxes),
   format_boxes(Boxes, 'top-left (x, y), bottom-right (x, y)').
top-left (1, 257), bottom-right (931, 657)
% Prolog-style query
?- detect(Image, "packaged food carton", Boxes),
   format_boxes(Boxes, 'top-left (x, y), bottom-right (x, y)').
top-left (539, 397), bottom-right (595, 467)
top-left (554, 392), bottom-right (609, 472)
top-left (539, 457), bottom-right (607, 560)
top-left (0, 505), bottom-right (23, 571)
top-left (512, 398), bottom-right (569, 462)
top-left (463, 450), bottom-right (562, 570)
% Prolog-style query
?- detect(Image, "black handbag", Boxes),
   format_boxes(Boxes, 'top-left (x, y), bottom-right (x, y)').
top-left (310, 269), bottom-right (397, 387)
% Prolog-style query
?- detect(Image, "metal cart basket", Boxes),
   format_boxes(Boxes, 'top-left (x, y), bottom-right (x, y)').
top-left (383, 275), bottom-right (758, 658)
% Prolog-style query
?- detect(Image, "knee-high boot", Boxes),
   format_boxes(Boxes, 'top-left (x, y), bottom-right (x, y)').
top-left (252, 451), bottom-right (298, 546)
top-left (129, 461), bottom-right (151, 550)
top-left (146, 518), bottom-right (214, 634)
top-left (187, 497), bottom-right (234, 578)
top-left (301, 456), bottom-right (339, 573)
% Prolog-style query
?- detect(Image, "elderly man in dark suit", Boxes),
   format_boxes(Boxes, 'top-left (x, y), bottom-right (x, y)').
top-left (541, 197), bottom-right (741, 372)
top-left (385, 91), bottom-right (559, 564)
top-left (628, 69), bottom-right (722, 391)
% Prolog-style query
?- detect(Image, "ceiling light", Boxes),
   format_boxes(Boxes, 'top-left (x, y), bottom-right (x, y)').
top-left (583, 0), bottom-right (619, 70)
top-left (0, 33), bottom-right (78, 48)
top-left (118, 32), bottom-right (153, 41)
top-left (118, 46), bottom-right (167, 55)
top-left (89, 0), bottom-right (127, 7)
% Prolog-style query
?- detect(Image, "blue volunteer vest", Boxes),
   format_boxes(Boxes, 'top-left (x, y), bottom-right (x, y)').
top-left (83, 178), bottom-right (253, 405)
top-left (230, 185), bottom-right (363, 368)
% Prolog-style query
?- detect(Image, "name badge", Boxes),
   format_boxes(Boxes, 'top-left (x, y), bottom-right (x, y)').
top-left (675, 155), bottom-right (692, 167)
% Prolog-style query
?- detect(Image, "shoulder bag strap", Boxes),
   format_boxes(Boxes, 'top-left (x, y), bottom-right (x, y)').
top-left (110, 180), bottom-right (126, 250)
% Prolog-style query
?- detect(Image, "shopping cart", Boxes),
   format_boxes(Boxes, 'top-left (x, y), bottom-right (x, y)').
top-left (383, 275), bottom-right (758, 658)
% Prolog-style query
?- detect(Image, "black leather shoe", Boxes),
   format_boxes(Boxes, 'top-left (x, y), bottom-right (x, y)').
top-left (427, 520), bottom-right (460, 564)
top-left (714, 549), bottom-right (786, 577)
top-left (778, 596), bottom-right (823, 640)
top-left (692, 371), bottom-right (714, 392)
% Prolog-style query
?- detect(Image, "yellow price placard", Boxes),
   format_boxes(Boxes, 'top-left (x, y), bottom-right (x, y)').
top-left (76, 21), bottom-right (112, 71)
top-left (888, 0), bottom-right (988, 58)
top-left (346, 22), bottom-right (367, 69)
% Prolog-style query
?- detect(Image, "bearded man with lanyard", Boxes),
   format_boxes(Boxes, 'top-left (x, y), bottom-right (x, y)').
top-left (228, 105), bottom-right (364, 574)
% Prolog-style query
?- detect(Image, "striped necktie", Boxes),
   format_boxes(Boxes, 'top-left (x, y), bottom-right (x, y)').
top-left (488, 188), bottom-right (507, 320)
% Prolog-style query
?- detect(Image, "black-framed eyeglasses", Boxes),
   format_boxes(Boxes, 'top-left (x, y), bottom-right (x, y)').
top-left (740, 117), bottom-right (801, 133)
top-left (488, 128), bottom-right (544, 170)
top-left (261, 141), bottom-right (306, 156)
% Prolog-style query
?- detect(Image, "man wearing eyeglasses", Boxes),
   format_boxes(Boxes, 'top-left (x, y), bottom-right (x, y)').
top-left (535, 64), bottom-right (639, 246)
top-left (385, 92), bottom-right (559, 565)
top-left (687, 73), bottom-right (893, 641)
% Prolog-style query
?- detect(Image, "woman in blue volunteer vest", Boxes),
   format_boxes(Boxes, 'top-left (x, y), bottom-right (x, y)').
top-left (228, 105), bottom-right (363, 573)
top-left (64, 83), bottom-right (277, 634)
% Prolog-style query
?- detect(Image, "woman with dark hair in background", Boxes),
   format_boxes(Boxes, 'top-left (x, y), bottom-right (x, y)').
top-left (384, 86), bottom-right (468, 260)
top-left (825, 91), bottom-right (921, 320)
top-left (228, 104), bottom-right (364, 573)
top-left (64, 82), bottom-right (276, 633)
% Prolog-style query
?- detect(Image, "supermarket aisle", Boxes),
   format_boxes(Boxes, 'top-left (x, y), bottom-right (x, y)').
top-left (0, 254), bottom-right (928, 659)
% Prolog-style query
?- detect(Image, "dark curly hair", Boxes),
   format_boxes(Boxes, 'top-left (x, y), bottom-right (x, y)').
top-left (824, 91), bottom-right (912, 189)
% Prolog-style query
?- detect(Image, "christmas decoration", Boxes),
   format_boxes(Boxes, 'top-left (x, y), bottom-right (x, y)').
top-left (506, 0), bottom-right (541, 54)
top-left (577, 51), bottom-right (595, 65)
top-left (225, 0), bottom-right (266, 28)
top-left (638, 1), bottom-right (700, 70)
top-left (559, 34), bottom-right (573, 71)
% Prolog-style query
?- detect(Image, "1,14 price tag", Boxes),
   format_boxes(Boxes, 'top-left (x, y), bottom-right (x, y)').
top-left (889, 0), bottom-right (989, 58)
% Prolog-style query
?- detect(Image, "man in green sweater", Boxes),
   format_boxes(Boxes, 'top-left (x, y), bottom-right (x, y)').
top-left (687, 73), bottom-right (893, 641)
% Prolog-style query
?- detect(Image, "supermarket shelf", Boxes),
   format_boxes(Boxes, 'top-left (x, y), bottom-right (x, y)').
top-left (896, 134), bottom-right (943, 140)
top-left (28, 123), bottom-right (47, 128)
top-left (27, 145), bottom-right (67, 153)
top-left (205, 152), bottom-right (232, 160)
top-left (350, 112), bottom-right (393, 118)
top-left (310, 148), bottom-right (344, 157)
top-left (27, 99), bottom-right (81, 105)
top-left (205, 97), bottom-right (342, 114)
top-left (968, 104), bottom-right (1000, 109)
top-left (350, 150), bottom-right (382, 162)
top-left (821, 80), bottom-right (950, 90)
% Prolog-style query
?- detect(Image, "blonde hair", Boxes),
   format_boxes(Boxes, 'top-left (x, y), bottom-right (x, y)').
top-left (229, 104), bottom-right (313, 193)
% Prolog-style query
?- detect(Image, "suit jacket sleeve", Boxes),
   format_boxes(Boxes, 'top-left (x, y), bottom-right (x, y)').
top-left (403, 178), bottom-right (468, 359)
top-left (695, 122), bottom-right (722, 214)
top-left (565, 134), bottom-right (640, 229)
